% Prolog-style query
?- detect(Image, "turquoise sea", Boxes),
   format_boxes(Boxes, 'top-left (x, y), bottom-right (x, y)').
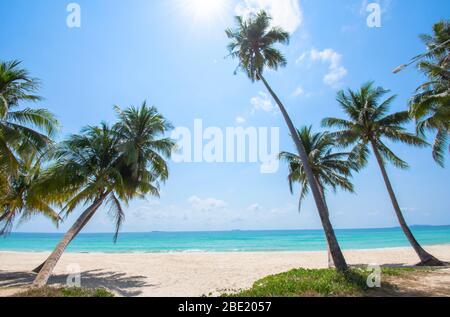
top-left (0, 226), bottom-right (449, 253)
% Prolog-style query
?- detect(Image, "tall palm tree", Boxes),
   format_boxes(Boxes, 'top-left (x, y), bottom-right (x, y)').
top-left (0, 60), bottom-right (58, 174)
top-left (0, 151), bottom-right (60, 235)
top-left (280, 126), bottom-right (355, 268)
top-left (323, 82), bottom-right (443, 266)
top-left (410, 21), bottom-right (449, 167)
top-left (33, 103), bottom-right (175, 287)
top-left (226, 11), bottom-right (348, 271)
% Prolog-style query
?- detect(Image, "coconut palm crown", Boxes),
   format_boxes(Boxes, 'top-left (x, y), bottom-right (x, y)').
top-left (0, 151), bottom-right (60, 235)
top-left (0, 60), bottom-right (58, 174)
top-left (226, 10), bottom-right (289, 82)
top-left (280, 126), bottom-right (355, 211)
top-left (410, 20), bottom-right (449, 166)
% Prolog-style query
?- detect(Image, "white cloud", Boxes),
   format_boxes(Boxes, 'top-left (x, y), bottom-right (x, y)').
top-left (295, 52), bottom-right (308, 64)
top-left (129, 203), bottom-right (177, 224)
top-left (292, 86), bottom-right (304, 97)
top-left (297, 48), bottom-right (348, 87)
top-left (251, 91), bottom-right (276, 113)
top-left (235, 0), bottom-right (303, 34)
top-left (235, 116), bottom-right (246, 124)
top-left (247, 203), bottom-right (262, 212)
top-left (188, 196), bottom-right (227, 212)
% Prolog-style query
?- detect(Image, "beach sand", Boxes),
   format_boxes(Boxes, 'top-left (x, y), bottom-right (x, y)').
top-left (1, 244), bottom-right (450, 297)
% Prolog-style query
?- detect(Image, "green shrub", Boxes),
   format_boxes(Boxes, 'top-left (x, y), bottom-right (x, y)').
top-left (223, 268), bottom-right (417, 297)
top-left (12, 287), bottom-right (115, 297)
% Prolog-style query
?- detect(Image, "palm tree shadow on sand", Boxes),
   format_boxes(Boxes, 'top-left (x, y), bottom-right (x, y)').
top-left (350, 264), bottom-right (450, 297)
top-left (0, 269), bottom-right (156, 297)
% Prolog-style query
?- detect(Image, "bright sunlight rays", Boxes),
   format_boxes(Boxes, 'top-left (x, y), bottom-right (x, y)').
top-left (178, 0), bottom-right (228, 22)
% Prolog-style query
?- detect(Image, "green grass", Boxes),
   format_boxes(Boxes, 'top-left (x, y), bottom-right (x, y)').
top-left (380, 267), bottom-right (418, 277)
top-left (12, 287), bottom-right (115, 297)
top-left (222, 268), bottom-right (420, 297)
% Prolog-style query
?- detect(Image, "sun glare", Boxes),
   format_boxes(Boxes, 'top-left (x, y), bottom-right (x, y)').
top-left (182, 0), bottom-right (227, 21)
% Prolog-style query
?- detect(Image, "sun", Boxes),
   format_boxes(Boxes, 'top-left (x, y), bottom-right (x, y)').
top-left (182, 0), bottom-right (228, 20)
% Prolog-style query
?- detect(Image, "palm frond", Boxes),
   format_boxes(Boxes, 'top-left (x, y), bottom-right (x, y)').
top-left (280, 126), bottom-right (355, 213)
top-left (225, 10), bottom-right (290, 81)
top-left (376, 141), bottom-right (409, 169)
top-left (108, 193), bottom-right (125, 243)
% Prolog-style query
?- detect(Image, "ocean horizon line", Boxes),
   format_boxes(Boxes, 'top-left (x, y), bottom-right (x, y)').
top-left (10, 224), bottom-right (450, 235)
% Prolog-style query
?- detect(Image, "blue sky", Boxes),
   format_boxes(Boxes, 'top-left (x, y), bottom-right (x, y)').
top-left (1, 0), bottom-right (449, 233)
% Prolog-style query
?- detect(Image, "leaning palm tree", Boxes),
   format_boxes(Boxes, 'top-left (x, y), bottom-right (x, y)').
top-left (323, 82), bottom-right (443, 266)
top-left (280, 127), bottom-right (355, 268)
top-left (410, 21), bottom-right (449, 167)
top-left (0, 151), bottom-right (60, 235)
top-left (0, 60), bottom-right (58, 174)
top-left (226, 11), bottom-right (348, 271)
top-left (32, 103), bottom-right (175, 287)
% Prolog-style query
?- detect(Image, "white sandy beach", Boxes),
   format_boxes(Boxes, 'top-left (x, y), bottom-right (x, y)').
top-left (1, 244), bottom-right (450, 297)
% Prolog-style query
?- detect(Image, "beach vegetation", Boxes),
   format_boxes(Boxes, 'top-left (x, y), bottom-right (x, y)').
top-left (12, 287), bottom-right (114, 297)
top-left (222, 267), bottom-right (421, 297)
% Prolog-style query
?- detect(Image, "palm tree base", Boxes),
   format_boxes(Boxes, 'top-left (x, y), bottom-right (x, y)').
top-left (32, 263), bottom-right (44, 274)
top-left (416, 256), bottom-right (446, 267)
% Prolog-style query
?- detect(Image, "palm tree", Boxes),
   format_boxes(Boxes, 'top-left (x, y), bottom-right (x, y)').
top-left (0, 60), bottom-right (59, 237)
top-left (32, 103), bottom-right (175, 287)
top-left (416, 20), bottom-right (449, 67)
top-left (0, 151), bottom-right (60, 235)
top-left (410, 21), bottom-right (449, 167)
top-left (0, 60), bottom-right (58, 174)
top-left (226, 11), bottom-right (348, 271)
top-left (323, 82), bottom-right (443, 266)
top-left (280, 126), bottom-right (355, 268)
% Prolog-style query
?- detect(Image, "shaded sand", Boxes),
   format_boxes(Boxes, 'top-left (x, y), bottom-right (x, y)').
top-left (1, 244), bottom-right (449, 297)
top-left (378, 267), bottom-right (450, 297)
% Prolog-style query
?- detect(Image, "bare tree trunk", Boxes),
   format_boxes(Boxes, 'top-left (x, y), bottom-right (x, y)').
top-left (370, 140), bottom-right (443, 266)
top-left (32, 196), bottom-right (106, 287)
top-left (259, 74), bottom-right (348, 272)
top-left (32, 203), bottom-right (101, 274)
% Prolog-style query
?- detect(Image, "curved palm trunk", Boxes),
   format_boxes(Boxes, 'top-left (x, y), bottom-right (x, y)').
top-left (32, 195), bottom-right (107, 287)
top-left (32, 204), bottom-right (101, 274)
top-left (315, 182), bottom-right (335, 268)
top-left (370, 141), bottom-right (443, 266)
top-left (259, 74), bottom-right (348, 272)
